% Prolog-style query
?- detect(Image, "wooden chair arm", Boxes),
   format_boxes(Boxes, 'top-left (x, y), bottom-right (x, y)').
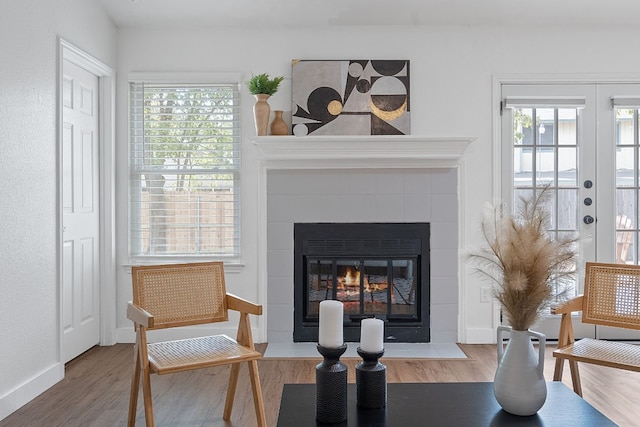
top-left (227, 293), bottom-right (263, 316)
top-left (551, 295), bottom-right (584, 315)
top-left (127, 301), bottom-right (154, 328)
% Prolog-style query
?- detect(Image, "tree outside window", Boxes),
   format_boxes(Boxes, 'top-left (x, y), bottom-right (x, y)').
top-left (129, 80), bottom-right (240, 257)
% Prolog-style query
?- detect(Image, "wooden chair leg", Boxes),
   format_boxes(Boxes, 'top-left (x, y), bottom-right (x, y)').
top-left (248, 360), bottom-right (267, 427)
top-left (553, 357), bottom-right (564, 381)
top-left (553, 313), bottom-right (571, 382)
top-left (141, 357), bottom-right (154, 427)
top-left (569, 360), bottom-right (583, 396)
top-left (223, 363), bottom-right (241, 421)
top-left (128, 341), bottom-right (142, 427)
top-left (137, 330), bottom-right (155, 427)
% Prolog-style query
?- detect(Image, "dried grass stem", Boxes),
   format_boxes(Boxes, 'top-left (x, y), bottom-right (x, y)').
top-left (469, 187), bottom-right (578, 331)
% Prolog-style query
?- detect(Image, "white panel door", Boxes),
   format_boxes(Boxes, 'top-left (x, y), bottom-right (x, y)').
top-left (62, 59), bottom-right (100, 362)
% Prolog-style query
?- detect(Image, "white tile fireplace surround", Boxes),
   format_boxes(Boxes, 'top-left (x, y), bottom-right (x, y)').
top-left (253, 136), bottom-right (474, 344)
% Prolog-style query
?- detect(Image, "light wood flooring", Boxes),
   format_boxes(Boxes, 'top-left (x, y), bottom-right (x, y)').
top-left (1, 343), bottom-right (638, 426)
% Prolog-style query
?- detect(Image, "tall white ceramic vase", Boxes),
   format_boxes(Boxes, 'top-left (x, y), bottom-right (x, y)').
top-left (493, 325), bottom-right (547, 416)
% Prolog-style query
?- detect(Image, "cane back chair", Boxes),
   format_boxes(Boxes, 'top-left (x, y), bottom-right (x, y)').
top-left (552, 262), bottom-right (640, 396)
top-left (127, 261), bottom-right (266, 426)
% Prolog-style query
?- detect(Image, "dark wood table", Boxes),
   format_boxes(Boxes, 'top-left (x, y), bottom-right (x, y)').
top-left (276, 382), bottom-right (616, 426)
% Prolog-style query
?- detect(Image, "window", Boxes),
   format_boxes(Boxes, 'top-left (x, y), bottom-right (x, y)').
top-left (129, 74), bottom-right (241, 258)
top-left (503, 95), bottom-right (584, 300)
top-left (612, 97), bottom-right (640, 264)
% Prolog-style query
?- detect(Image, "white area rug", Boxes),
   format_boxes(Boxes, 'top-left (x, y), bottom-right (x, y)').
top-left (262, 342), bottom-right (467, 359)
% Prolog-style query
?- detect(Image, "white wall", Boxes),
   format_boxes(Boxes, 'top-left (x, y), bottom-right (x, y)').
top-left (114, 25), bottom-right (640, 345)
top-left (0, 0), bottom-right (116, 420)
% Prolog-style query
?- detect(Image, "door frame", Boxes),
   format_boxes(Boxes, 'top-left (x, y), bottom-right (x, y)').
top-left (58, 38), bottom-right (116, 364)
top-left (491, 73), bottom-right (640, 339)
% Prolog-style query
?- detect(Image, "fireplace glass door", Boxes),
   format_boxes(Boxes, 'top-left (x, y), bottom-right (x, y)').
top-left (294, 222), bottom-right (429, 343)
top-left (306, 258), bottom-right (418, 321)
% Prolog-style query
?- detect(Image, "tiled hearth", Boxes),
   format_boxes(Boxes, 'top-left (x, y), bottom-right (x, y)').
top-left (253, 136), bottom-right (474, 344)
top-left (262, 342), bottom-right (467, 359)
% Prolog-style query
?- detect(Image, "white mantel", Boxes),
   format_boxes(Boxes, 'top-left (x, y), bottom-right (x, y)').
top-left (251, 136), bottom-right (475, 169)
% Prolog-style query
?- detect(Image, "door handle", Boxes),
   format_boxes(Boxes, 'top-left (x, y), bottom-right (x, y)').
top-left (583, 215), bottom-right (595, 224)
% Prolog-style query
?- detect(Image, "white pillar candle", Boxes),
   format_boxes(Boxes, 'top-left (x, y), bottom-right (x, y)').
top-left (318, 300), bottom-right (344, 348)
top-left (360, 318), bottom-right (384, 353)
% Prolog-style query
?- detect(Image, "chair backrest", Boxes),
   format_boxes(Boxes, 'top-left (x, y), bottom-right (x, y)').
top-left (131, 261), bottom-right (228, 330)
top-left (583, 262), bottom-right (640, 330)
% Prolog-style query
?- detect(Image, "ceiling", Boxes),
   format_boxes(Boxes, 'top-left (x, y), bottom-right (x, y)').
top-left (98, 0), bottom-right (640, 29)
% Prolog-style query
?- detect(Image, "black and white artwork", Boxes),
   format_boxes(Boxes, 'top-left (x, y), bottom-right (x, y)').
top-left (291, 60), bottom-right (410, 136)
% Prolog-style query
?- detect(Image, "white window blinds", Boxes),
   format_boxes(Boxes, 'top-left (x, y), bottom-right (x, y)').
top-left (503, 96), bottom-right (586, 110)
top-left (611, 97), bottom-right (640, 107)
top-left (129, 77), bottom-right (241, 257)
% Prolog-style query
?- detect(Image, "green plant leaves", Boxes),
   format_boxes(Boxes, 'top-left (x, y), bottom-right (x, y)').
top-left (248, 73), bottom-right (284, 95)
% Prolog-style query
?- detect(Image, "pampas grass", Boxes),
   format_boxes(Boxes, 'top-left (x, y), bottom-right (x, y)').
top-left (469, 187), bottom-right (578, 331)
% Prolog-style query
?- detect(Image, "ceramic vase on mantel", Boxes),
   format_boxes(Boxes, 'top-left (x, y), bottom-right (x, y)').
top-left (493, 325), bottom-right (547, 416)
top-left (270, 110), bottom-right (288, 135)
top-left (253, 94), bottom-right (270, 136)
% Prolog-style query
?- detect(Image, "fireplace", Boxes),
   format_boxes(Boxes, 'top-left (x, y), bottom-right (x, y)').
top-left (294, 222), bottom-right (430, 343)
top-left (255, 135), bottom-right (474, 344)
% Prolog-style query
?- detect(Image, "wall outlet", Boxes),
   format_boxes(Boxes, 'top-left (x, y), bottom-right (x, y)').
top-left (480, 286), bottom-right (492, 303)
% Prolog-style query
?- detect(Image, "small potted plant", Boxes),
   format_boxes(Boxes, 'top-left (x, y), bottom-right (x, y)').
top-left (248, 73), bottom-right (285, 136)
top-left (248, 73), bottom-right (284, 96)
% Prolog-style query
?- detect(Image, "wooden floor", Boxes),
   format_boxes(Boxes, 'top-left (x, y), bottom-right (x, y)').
top-left (1, 343), bottom-right (638, 426)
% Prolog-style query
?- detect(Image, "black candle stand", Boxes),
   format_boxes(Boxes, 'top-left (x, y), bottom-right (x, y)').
top-left (316, 343), bottom-right (348, 424)
top-left (355, 347), bottom-right (387, 409)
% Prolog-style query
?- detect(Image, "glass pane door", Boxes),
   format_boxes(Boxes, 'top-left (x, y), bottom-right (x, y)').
top-left (502, 83), bottom-right (640, 341)
top-left (596, 84), bottom-right (640, 340)
top-left (501, 84), bottom-right (596, 339)
top-left (305, 257), bottom-right (418, 322)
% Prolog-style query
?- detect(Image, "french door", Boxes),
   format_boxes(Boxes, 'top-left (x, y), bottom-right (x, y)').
top-left (501, 83), bottom-right (640, 340)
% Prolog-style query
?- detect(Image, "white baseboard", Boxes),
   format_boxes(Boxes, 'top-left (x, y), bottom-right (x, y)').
top-left (116, 326), bottom-right (264, 344)
top-left (464, 328), bottom-right (497, 344)
top-left (0, 363), bottom-right (63, 421)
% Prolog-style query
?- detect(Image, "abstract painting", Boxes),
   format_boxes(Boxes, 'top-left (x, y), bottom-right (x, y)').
top-left (291, 60), bottom-right (410, 136)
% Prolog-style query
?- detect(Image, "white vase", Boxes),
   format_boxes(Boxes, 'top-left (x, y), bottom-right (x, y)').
top-left (493, 325), bottom-right (547, 416)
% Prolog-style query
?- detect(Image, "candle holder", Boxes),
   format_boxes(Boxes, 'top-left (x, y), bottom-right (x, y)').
top-left (316, 343), bottom-right (348, 424)
top-left (356, 347), bottom-right (387, 409)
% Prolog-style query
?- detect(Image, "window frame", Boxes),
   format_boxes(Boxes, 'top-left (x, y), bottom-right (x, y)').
top-left (128, 72), bottom-right (242, 262)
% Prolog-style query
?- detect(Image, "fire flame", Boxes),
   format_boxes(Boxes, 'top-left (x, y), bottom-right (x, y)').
top-left (344, 267), bottom-right (360, 285)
